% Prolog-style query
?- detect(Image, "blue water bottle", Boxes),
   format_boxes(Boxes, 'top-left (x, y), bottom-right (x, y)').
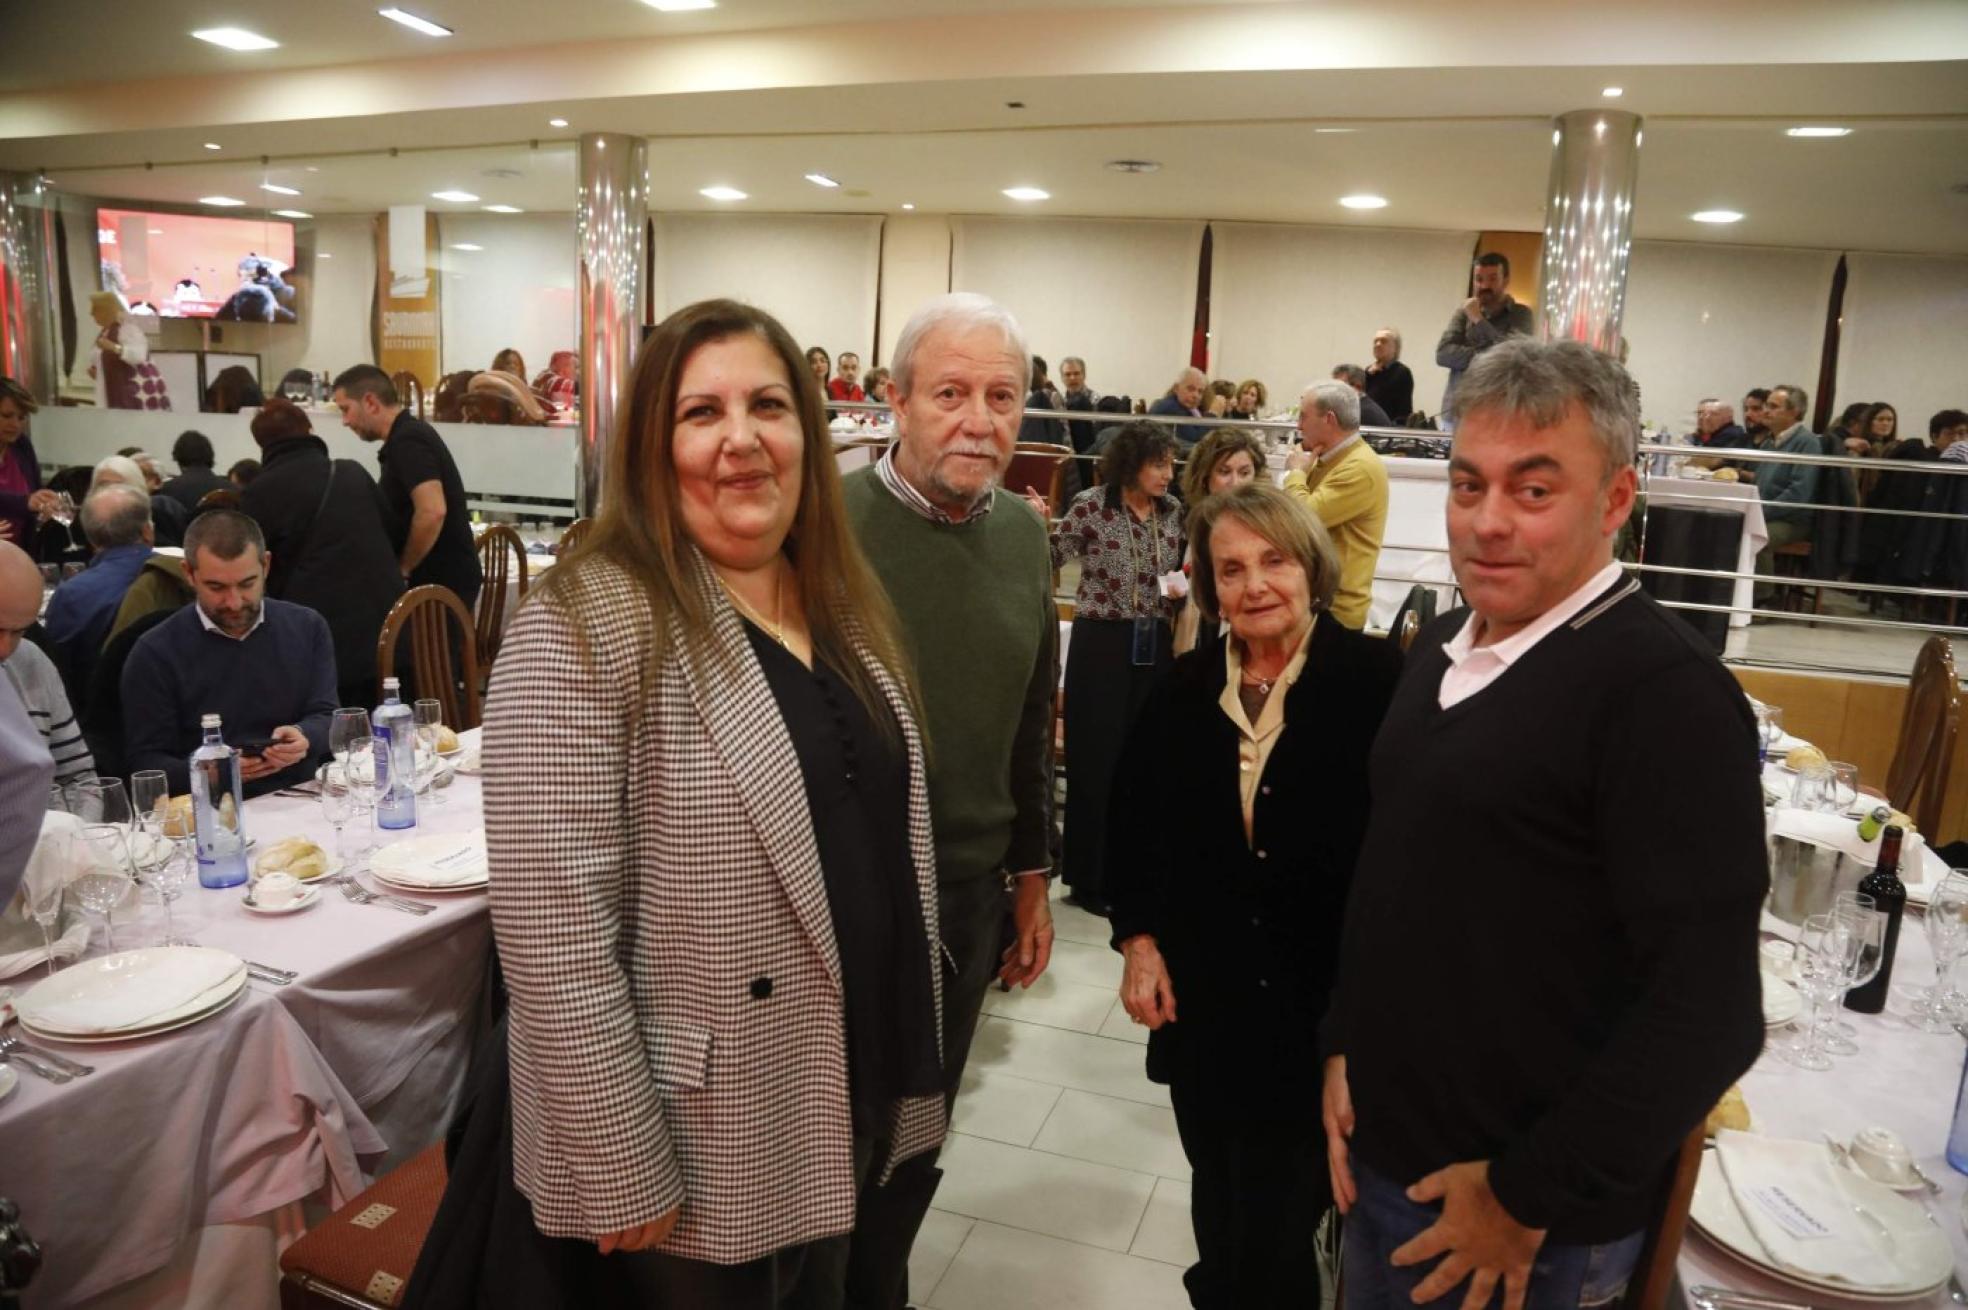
top-left (189, 713), bottom-right (249, 888)
top-left (1948, 1043), bottom-right (1968, 1174)
top-left (372, 677), bottom-right (418, 831)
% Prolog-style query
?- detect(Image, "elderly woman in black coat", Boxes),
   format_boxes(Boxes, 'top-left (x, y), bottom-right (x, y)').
top-left (1107, 481), bottom-right (1402, 1310)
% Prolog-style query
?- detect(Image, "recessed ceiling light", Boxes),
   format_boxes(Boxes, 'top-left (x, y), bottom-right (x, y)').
top-left (547, 118), bottom-right (569, 128)
top-left (483, 204), bottom-right (524, 214)
top-left (1313, 127), bottom-right (1356, 135)
top-left (304, 165), bottom-right (319, 172)
top-left (319, 252), bottom-right (334, 259)
top-left (378, 7), bottom-right (453, 36)
top-left (1691, 209), bottom-right (1745, 223)
top-left (450, 243), bottom-right (483, 251)
top-left (430, 189), bottom-right (479, 202)
top-left (643, 0), bottom-right (715, 9)
top-left (200, 196), bottom-right (247, 207)
top-left (203, 142), bottom-right (223, 151)
top-left (272, 209), bottom-right (312, 219)
top-left (901, 202), bottom-right (916, 211)
top-left (805, 173), bottom-right (841, 188)
top-left (1339, 194), bottom-right (1389, 209)
top-left (699, 186), bottom-right (747, 201)
top-left (260, 183), bottom-right (301, 196)
top-left (1602, 86), bottom-right (1624, 97)
top-left (1002, 186), bottom-right (1049, 202)
top-left (1786, 125), bottom-right (1852, 138)
top-left (191, 27), bottom-right (279, 51)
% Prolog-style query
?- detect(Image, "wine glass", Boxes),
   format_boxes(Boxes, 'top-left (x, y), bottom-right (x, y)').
top-left (130, 769), bottom-right (171, 878)
top-left (1829, 762), bottom-right (1860, 813)
top-left (330, 707), bottom-right (373, 768)
top-left (1825, 897), bottom-right (1885, 1056)
top-left (1780, 912), bottom-right (1858, 1072)
top-left (413, 699), bottom-right (446, 807)
top-left (29, 832), bottom-right (68, 978)
top-left (149, 835), bottom-right (194, 946)
top-left (72, 777), bottom-right (133, 830)
top-left (1754, 704), bottom-right (1784, 763)
top-left (1912, 873), bottom-right (1968, 1033)
top-left (73, 825), bottom-right (136, 953)
top-left (319, 763), bottom-right (354, 867)
top-left (131, 770), bottom-right (169, 826)
top-left (344, 737), bottom-right (382, 869)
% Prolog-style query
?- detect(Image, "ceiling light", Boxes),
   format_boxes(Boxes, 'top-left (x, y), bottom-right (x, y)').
top-left (1602, 86), bottom-right (1624, 97)
top-left (483, 204), bottom-right (524, 213)
top-left (378, 7), bottom-right (454, 36)
top-left (451, 243), bottom-right (483, 251)
top-left (1002, 186), bottom-right (1049, 202)
top-left (272, 209), bottom-right (312, 219)
top-left (901, 203), bottom-right (916, 211)
top-left (699, 186), bottom-right (747, 201)
top-left (191, 27), bottom-right (279, 51)
top-left (1105, 160), bottom-right (1161, 174)
top-left (200, 196), bottom-right (247, 207)
top-left (430, 189), bottom-right (479, 202)
top-left (1313, 127), bottom-right (1356, 135)
top-left (148, 228), bottom-right (165, 235)
top-left (805, 173), bottom-right (841, 188)
top-left (1339, 194), bottom-right (1389, 209)
top-left (548, 118), bottom-right (569, 128)
top-left (1691, 209), bottom-right (1744, 223)
top-left (260, 183), bottom-right (301, 196)
top-left (202, 142), bottom-right (222, 151)
top-left (1786, 125), bottom-right (1851, 138)
top-left (318, 253), bottom-right (334, 259)
top-left (642, 0), bottom-right (716, 8)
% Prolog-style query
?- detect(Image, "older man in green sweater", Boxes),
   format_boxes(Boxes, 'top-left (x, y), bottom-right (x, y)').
top-left (840, 293), bottom-right (1059, 1310)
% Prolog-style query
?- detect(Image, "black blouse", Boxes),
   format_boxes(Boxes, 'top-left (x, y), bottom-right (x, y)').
top-left (744, 623), bottom-right (942, 1133)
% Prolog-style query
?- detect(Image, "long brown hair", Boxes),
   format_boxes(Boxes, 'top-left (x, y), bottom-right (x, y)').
top-left (538, 298), bottom-right (916, 732)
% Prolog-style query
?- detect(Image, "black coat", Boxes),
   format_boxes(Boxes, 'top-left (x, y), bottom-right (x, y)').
top-left (1106, 618), bottom-right (1402, 1085)
top-left (239, 436), bottom-right (404, 700)
top-left (157, 466), bottom-right (233, 513)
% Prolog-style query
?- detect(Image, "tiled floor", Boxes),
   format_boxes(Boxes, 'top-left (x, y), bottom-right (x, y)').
top-left (905, 885), bottom-right (1200, 1309)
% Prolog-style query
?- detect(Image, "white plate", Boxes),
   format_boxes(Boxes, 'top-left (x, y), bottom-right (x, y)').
top-left (1761, 974), bottom-right (1803, 1027)
top-left (1689, 1148), bottom-right (1953, 1301)
top-left (15, 947), bottom-right (246, 1036)
top-left (370, 832), bottom-right (489, 889)
top-left (0, 1063), bottom-right (16, 1102)
top-left (371, 866), bottom-right (488, 894)
top-left (20, 983), bottom-right (247, 1045)
top-left (251, 848), bottom-right (342, 883)
top-left (243, 884), bottom-right (324, 915)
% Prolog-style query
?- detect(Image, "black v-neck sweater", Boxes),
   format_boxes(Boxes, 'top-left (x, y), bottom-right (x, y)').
top-left (1326, 579), bottom-right (1769, 1243)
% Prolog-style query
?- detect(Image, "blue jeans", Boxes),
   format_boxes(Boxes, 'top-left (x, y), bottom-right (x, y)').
top-left (1342, 1162), bottom-right (1645, 1310)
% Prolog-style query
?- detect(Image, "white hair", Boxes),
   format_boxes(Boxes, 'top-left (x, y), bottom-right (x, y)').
top-left (1300, 380), bottom-right (1361, 431)
top-left (890, 293), bottom-right (1031, 399)
top-left (91, 454), bottom-right (148, 490)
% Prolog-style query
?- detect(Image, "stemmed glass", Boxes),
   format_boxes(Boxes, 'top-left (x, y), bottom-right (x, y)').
top-left (148, 833), bottom-right (194, 946)
top-left (413, 699), bottom-right (445, 807)
top-left (1829, 762), bottom-right (1861, 813)
top-left (1781, 912), bottom-right (1859, 1072)
top-left (1754, 703), bottom-right (1784, 764)
top-left (1823, 895), bottom-right (1886, 1056)
top-left (1911, 873), bottom-right (1968, 1033)
top-left (344, 737), bottom-right (382, 870)
top-left (319, 763), bottom-right (355, 868)
top-left (72, 778), bottom-right (133, 830)
top-left (73, 825), bottom-right (136, 953)
top-left (130, 768), bottom-right (170, 878)
top-left (29, 831), bottom-right (68, 977)
top-left (330, 707), bottom-right (373, 769)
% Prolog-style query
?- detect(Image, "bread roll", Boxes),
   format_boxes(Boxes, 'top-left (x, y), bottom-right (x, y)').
top-left (255, 836), bottom-right (330, 881)
top-left (436, 725), bottom-right (461, 753)
top-left (160, 795), bottom-right (195, 838)
top-left (1705, 1085), bottom-right (1750, 1136)
top-left (1784, 744), bottom-right (1827, 771)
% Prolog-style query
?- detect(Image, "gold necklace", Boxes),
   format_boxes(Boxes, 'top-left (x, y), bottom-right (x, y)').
top-left (720, 564), bottom-right (787, 647)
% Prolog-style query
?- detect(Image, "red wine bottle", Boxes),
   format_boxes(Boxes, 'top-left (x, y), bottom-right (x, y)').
top-left (1845, 825), bottom-right (1907, 1015)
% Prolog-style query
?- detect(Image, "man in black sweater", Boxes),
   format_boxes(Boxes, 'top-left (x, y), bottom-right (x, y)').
top-left (1322, 338), bottom-right (1767, 1310)
top-left (156, 430), bottom-right (234, 513)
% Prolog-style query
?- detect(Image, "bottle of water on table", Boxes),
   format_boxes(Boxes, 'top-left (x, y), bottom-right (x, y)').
top-left (373, 677), bottom-right (418, 831)
top-left (190, 713), bottom-right (248, 888)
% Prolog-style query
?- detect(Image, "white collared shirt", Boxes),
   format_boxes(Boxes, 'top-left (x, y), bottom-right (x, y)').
top-left (1319, 432), bottom-right (1363, 465)
top-left (1437, 561), bottom-right (1625, 709)
top-left (193, 600), bottom-right (266, 642)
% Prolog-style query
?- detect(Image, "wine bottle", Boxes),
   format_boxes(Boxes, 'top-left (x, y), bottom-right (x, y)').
top-left (1845, 825), bottom-right (1907, 1014)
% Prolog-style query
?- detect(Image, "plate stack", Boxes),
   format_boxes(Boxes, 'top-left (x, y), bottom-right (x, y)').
top-left (1691, 1131), bottom-right (1954, 1301)
top-left (370, 833), bottom-right (490, 893)
top-left (14, 947), bottom-right (249, 1044)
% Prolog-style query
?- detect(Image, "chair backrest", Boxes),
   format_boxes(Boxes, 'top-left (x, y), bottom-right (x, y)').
top-left (1885, 635), bottom-right (1960, 836)
top-left (375, 585), bottom-right (483, 730)
top-left (1387, 583), bottom-right (1439, 652)
top-left (1005, 443), bottom-right (1074, 518)
top-left (391, 371), bottom-right (426, 420)
top-left (473, 525), bottom-right (528, 668)
top-left (1620, 1127), bottom-right (1707, 1310)
top-left (195, 487), bottom-right (241, 511)
top-left (556, 517), bottom-right (594, 557)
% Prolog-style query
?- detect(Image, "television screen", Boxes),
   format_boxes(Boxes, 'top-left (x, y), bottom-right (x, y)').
top-left (97, 208), bottom-right (299, 323)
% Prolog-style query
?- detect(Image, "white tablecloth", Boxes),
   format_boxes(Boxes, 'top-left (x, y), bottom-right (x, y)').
top-left (1268, 450), bottom-right (1456, 631)
top-left (1647, 475), bottom-right (1770, 630)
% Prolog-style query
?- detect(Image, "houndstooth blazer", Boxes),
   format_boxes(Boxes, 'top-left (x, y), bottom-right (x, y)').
top-left (482, 547), bottom-right (947, 1263)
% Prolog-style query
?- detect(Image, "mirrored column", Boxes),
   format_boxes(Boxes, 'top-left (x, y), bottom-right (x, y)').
top-left (576, 133), bottom-right (649, 518)
top-left (0, 172), bottom-right (59, 399)
top-left (1539, 110), bottom-right (1642, 353)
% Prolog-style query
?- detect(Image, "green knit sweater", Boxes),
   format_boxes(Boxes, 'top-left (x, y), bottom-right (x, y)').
top-left (843, 468), bottom-right (1058, 884)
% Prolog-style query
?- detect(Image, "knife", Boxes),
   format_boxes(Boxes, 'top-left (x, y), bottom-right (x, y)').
top-left (0, 1031), bottom-right (92, 1077)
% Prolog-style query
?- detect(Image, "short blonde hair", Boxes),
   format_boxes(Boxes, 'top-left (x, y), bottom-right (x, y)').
top-left (1181, 427), bottom-right (1268, 504)
top-left (1187, 482), bottom-right (1340, 622)
top-left (1236, 378), bottom-right (1268, 408)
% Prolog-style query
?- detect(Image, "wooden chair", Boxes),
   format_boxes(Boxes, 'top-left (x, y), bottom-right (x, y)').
top-left (1884, 635), bottom-right (1960, 837)
top-left (390, 371), bottom-right (425, 420)
top-left (555, 517), bottom-right (594, 556)
top-left (1005, 442), bottom-right (1075, 519)
top-left (1770, 539), bottom-right (1822, 615)
top-left (474, 524), bottom-right (528, 668)
top-left (278, 1142), bottom-right (445, 1309)
top-left (195, 487), bottom-right (241, 511)
top-left (376, 585), bottom-right (482, 730)
top-left (1620, 1126), bottom-right (1707, 1310)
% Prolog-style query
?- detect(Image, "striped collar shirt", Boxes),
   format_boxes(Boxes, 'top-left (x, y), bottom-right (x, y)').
top-left (1438, 562), bottom-right (1631, 709)
top-left (874, 445), bottom-right (996, 525)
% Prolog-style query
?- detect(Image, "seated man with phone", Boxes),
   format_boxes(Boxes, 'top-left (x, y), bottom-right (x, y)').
top-left (121, 509), bottom-right (337, 799)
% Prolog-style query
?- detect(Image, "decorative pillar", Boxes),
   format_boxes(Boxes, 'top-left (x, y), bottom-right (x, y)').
top-left (1538, 110), bottom-right (1642, 353)
top-left (0, 172), bottom-right (59, 401)
top-left (575, 133), bottom-right (649, 518)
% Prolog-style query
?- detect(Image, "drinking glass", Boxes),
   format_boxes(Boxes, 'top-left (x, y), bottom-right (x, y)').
top-left (1781, 912), bottom-right (1859, 1072)
top-left (319, 763), bottom-right (355, 866)
top-left (149, 836), bottom-right (194, 946)
top-left (130, 770), bottom-right (169, 827)
top-left (1822, 891), bottom-right (1877, 1054)
top-left (345, 738), bottom-right (382, 869)
top-left (330, 707), bottom-right (373, 767)
top-left (38, 562), bottom-right (59, 588)
top-left (51, 491), bottom-right (75, 526)
top-left (413, 699), bottom-right (445, 807)
top-left (1829, 762), bottom-right (1860, 813)
top-left (72, 777), bottom-right (133, 829)
top-left (29, 834), bottom-right (67, 977)
top-left (1912, 873), bottom-right (1968, 1033)
top-left (73, 825), bottom-right (136, 953)
top-left (1754, 704), bottom-right (1784, 763)
top-left (1789, 762), bottom-right (1837, 813)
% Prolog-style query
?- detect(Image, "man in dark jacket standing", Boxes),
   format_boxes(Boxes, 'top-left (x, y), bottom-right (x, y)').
top-left (157, 430), bottom-right (234, 512)
top-left (240, 398), bottom-right (403, 709)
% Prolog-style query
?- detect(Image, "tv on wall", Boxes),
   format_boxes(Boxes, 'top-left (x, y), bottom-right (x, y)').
top-left (97, 208), bottom-right (299, 323)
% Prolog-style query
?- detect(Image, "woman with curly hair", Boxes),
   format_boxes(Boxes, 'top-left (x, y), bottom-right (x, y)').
top-left (1042, 420), bottom-right (1185, 915)
top-left (1228, 378), bottom-right (1268, 422)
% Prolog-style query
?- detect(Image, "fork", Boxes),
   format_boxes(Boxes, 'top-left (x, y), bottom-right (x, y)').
top-left (334, 876), bottom-right (434, 916)
top-left (0, 1033), bottom-right (92, 1077)
top-left (0, 1047), bottom-right (70, 1084)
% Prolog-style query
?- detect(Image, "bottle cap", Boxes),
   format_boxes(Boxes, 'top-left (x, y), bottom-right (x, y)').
top-left (200, 713), bottom-right (221, 729)
top-left (383, 677), bottom-right (401, 692)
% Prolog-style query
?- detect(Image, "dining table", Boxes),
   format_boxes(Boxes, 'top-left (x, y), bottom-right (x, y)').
top-left (0, 760), bottom-right (493, 1309)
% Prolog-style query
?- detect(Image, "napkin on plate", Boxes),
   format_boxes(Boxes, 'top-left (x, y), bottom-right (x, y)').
top-left (453, 726), bottom-right (484, 775)
top-left (372, 834), bottom-right (489, 886)
top-left (20, 947), bottom-right (244, 1034)
top-left (0, 813), bottom-right (93, 980)
top-left (1713, 1130), bottom-right (1901, 1288)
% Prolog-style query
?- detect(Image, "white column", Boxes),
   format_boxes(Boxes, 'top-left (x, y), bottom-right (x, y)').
top-left (1539, 110), bottom-right (1643, 353)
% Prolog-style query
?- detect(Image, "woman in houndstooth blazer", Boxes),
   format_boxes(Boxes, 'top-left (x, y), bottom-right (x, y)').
top-left (482, 300), bottom-right (947, 1306)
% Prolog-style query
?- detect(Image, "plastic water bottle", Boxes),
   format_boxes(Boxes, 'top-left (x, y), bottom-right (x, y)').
top-left (372, 678), bottom-right (418, 831)
top-left (189, 713), bottom-right (248, 888)
top-left (1948, 1043), bottom-right (1968, 1175)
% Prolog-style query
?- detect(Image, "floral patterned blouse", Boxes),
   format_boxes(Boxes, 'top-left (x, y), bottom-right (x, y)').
top-left (1050, 487), bottom-right (1187, 623)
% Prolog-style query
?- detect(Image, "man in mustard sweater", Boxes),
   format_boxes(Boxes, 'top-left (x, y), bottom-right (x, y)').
top-left (1284, 380), bottom-right (1389, 629)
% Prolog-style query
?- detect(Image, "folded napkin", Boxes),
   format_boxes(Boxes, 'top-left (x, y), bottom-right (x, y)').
top-left (19, 946), bottom-right (244, 1035)
top-left (1713, 1130), bottom-right (1901, 1288)
top-left (1770, 807), bottom-right (1929, 876)
top-left (372, 833), bottom-right (489, 886)
top-left (454, 726), bottom-right (484, 775)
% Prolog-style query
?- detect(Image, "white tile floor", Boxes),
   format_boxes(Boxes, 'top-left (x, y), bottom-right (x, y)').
top-left (904, 885), bottom-right (1200, 1309)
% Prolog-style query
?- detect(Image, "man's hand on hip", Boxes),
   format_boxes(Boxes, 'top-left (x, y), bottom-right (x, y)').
top-left (1392, 1160), bottom-right (1547, 1310)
